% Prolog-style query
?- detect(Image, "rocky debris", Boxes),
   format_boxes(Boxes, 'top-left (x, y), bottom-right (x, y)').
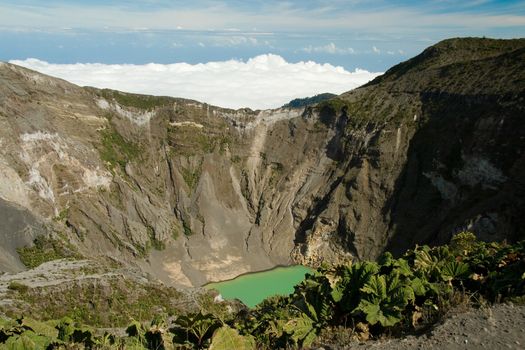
top-left (0, 257), bottom-right (215, 326)
top-left (324, 303), bottom-right (525, 350)
top-left (0, 259), bottom-right (128, 306)
top-left (0, 198), bottom-right (45, 273)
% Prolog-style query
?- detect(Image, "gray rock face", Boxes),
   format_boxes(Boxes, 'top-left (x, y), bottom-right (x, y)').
top-left (0, 198), bottom-right (44, 272)
top-left (0, 38), bottom-right (524, 287)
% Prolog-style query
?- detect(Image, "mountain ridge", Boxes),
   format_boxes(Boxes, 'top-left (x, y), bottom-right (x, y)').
top-left (0, 37), bottom-right (523, 291)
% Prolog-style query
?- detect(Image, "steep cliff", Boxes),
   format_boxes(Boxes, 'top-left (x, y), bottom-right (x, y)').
top-left (294, 38), bottom-right (525, 264)
top-left (0, 37), bottom-right (523, 287)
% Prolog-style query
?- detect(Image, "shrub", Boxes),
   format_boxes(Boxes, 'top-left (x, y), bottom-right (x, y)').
top-left (16, 235), bottom-right (80, 269)
top-left (8, 281), bottom-right (29, 293)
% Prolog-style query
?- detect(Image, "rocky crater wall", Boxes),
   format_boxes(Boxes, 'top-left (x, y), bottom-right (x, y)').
top-left (0, 38), bottom-right (523, 287)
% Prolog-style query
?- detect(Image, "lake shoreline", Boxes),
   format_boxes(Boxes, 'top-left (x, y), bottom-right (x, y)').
top-left (203, 265), bottom-right (313, 308)
top-left (203, 264), bottom-right (312, 287)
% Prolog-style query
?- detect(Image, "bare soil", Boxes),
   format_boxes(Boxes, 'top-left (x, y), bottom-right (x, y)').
top-left (323, 303), bottom-right (525, 350)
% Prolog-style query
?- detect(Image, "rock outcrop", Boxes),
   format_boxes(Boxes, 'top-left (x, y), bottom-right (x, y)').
top-left (0, 38), bottom-right (523, 287)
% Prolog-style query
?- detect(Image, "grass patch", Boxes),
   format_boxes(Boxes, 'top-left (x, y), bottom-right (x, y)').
top-left (181, 165), bottom-right (202, 191)
top-left (11, 278), bottom-right (185, 327)
top-left (99, 126), bottom-right (141, 173)
top-left (52, 207), bottom-right (69, 222)
top-left (167, 125), bottom-right (234, 157)
top-left (97, 89), bottom-right (172, 110)
top-left (282, 93), bottom-right (337, 108)
top-left (182, 221), bottom-right (193, 236)
top-left (318, 98), bottom-right (350, 115)
top-left (146, 226), bottom-right (166, 251)
top-left (268, 163), bottom-right (284, 187)
top-left (172, 227), bottom-right (180, 240)
top-left (8, 281), bottom-right (29, 293)
top-left (17, 236), bottom-right (81, 269)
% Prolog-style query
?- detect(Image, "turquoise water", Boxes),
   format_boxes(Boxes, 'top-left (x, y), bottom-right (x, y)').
top-left (205, 265), bottom-right (313, 308)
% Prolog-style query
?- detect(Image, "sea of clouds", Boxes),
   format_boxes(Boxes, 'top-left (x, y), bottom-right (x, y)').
top-left (10, 55), bottom-right (381, 110)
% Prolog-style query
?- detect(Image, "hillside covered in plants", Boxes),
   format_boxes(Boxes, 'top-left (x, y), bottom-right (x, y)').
top-left (1, 232), bottom-right (524, 349)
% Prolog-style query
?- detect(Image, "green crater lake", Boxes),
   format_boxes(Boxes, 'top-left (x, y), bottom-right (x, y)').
top-left (205, 265), bottom-right (313, 308)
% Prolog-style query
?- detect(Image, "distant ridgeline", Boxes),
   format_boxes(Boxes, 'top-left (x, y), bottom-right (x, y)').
top-left (282, 93), bottom-right (337, 108)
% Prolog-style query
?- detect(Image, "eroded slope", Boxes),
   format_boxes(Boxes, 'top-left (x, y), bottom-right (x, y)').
top-left (0, 37), bottom-right (524, 288)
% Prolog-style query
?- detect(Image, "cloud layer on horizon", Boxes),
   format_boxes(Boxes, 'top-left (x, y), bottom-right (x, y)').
top-left (10, 56), bottom-right (381, 109)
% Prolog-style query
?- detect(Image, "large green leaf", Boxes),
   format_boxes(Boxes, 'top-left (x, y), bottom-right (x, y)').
top-left (410, 277), bottom-right (427, 296)
top-left (301, 328), bottom-right (318, 348)
top-left (394, 258), bottom-right (413, 277)
top-left (378, 253), bottom-right (413, 277)
top-left (360, 274), bottom-right (388, 299)
top-left (56, 317), bottom-right (75, 342)
top-left (209, 326), bottom-right (255, 350)
top-left (393, 284), bottom-right (416, 307)
top-left (283, 315), bottom-right (316, 347)
top-left (355, 300), bottom-right (402, 327)
top-left (18, 317), bottom-right (58, 339)
top-left (333, 262), bottom-right (379, 312)
top-left (354, 272), bottom-right (415, 327)
top-left (413, 245), bottom-right (454, 282)
top-left (0, 318), bottom-right (17, 330)
top-left (0, 318), bottom-right (24, 342)
top-left (170, 312), bottom-right (221, 347)
top-left (441, 261), bottom-right (470, 282)
top-left (292, 272), bottom-right (334, 325)
top-left (262, 319), bottom-right (286, 341)
top-left (331, 284), bottom-right (344, 303)
top-left (3, 331), bottom-right (52, 350)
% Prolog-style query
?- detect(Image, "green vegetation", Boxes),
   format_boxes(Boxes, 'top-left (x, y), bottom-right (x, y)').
top-left (368, 38), bottom-right (525, 87)
top-left (229, 232), bottom-right (524, 348)
top-left (97, 89), bottom-right (172, 110)
top-left (318, 98), bottom-right (350, 116)
top-left (99, 125), bottom-right (141, 173)
top-left (268, 162), bottom-right (284, 187)
top-left (172, 227), bottom-right (180, 240)
top-left (52, 207), bottom-right (69, 222)
top-left (0, 315), bottom-right (126, 349)
top-left (209, 325), bottom-right (256, 350)
top-left (8, 281), bottom-right (29, 294)
top-left (181, 164), bottom-right (202, 191)
top-left (167, 123), bottom-right (233, 157)
top-left (16, 235), bottom-right (81, 269)
top-left (9, 278), bottom-right (185, 328)
top-left (183, 220), bottom-right (193, 236)
top-left (282, 93), bottom-right (337, 108)
top-left (3, 233), bottom-right (524, 349)
top-left (146, 226), bottom-right (166, 251)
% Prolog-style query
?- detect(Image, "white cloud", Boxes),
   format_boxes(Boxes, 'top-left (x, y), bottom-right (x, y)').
top-left (372, 46), bottom-right (380, 54)
top-left (10, 56), bottom-right (382, 110)
top-left (302, 42), bottom-right (355, 55)
top-left (210, 35), bottom-right (259, 47)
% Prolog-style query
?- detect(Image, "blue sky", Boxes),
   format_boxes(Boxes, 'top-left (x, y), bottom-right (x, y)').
top-left (1, 0), bottom-right (524, 71)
